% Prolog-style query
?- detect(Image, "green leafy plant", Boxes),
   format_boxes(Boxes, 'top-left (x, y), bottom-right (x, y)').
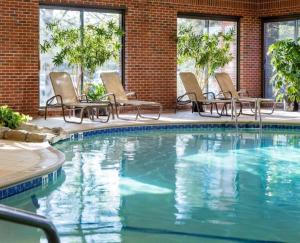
top-left (40, 20), bottom-right (124, 81)
top-left (84, 82), bottom-right (106, 102)
top-left (177, 25), bottom-right (235, 89)
top-left (268, 38), bottom-right (300, 110)
top-left (0, 106), bottom-right (31, 129)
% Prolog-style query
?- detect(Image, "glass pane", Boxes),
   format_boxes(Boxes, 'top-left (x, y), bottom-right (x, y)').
top-left (39, 8), bottom-right (122, 107)
top-left (298, 20), bottom-right (300, 38)
top-left (83, 11), bottom-right (122, 84)
top-left (177, 18), bottom-right (238, 97)
top-left (264, 21), bottom-right (296, 98)
top-left (208, 20), bottom-right (238, 95)
top-left (39, 8), bottom-right (81, 106)
top-left (177, 18), bottom-right (207, 97)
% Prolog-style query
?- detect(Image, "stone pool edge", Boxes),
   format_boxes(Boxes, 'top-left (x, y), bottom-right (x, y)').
top-left (0, 143), bottom-right (65, 200)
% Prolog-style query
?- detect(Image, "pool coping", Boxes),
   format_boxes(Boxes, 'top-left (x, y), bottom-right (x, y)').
top-left (62, 121), bottom-right (300, 142)
top-left (3, 119), bottom-right (300, 200)
top-left (0, 142), bottom-right (65, 200)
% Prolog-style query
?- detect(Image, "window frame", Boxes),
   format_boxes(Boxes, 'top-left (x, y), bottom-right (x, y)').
top-left (177, 13), bottom-right (241, 91)
top-left (39, 4), bottom-right (126, 107)
top-left (261, 15), bottom-right (300, 98)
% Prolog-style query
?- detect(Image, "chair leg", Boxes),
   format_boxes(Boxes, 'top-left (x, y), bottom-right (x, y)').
top-left (109, 103), bottom-right (115, 120)
top-left (61, 106), bottom-right (86, 124)
top-left (137, 105), bottom-right (162, 120)
top-left (98, 104), bottom-right (112, 123)
top-left (196, 102), bottom-right (220, 118)
top-left (215, 103), bottom-right (219, 115)
top-left (45, 105), bottom-right (48, 120)
top-left (99, 107), bottom-right (110, 123)
top-left (250, 101), bottom-right (276, 115)
top-left (79, 107), bottom-right (86, 124)
top-left (114, 105), bottom-right (139, 121)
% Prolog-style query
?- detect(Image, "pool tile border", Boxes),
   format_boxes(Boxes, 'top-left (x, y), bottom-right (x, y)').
top-left (0, 167), bottom-right (62, 200)
top-left (68, 123), bottom-right (300, 140)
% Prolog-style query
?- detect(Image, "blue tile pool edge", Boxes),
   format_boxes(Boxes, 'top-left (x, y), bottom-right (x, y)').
top-left (0, 167), bottom-right (62, 200)
top-left (66, 123), bottom-right (300, 141)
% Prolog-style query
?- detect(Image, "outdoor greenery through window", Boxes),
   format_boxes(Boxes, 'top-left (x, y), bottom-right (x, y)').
top-left (177, 17), bottom-right (238, 97)
top-left (264, 19), bottom-right (300, 98)
top-left (39, 6), bottom-right (123, 106)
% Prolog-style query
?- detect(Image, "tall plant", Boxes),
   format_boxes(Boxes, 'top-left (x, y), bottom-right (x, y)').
top-left (268, 38), bottom-right (300, 110)
top-left (40, 20), bottom-right (123, 93)
top-left (177, 25), bottom-right (235, 90)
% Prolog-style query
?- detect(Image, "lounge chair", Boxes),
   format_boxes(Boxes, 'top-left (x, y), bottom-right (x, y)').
top-left (177, 72), bottom-right (233, 118)
top-left (45, 72), bottom-right (113, 124)
top-left (215, 72), bottom-right (276, 119)
top-left (100, 72), bottom-right (162, 120)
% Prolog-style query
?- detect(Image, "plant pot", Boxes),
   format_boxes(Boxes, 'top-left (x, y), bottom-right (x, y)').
top-left (283, 100), bottom-right (299, 112)
top-left (192, 101), bottom-right (205, 112)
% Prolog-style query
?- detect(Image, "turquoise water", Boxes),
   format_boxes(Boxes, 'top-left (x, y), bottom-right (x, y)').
top-left (2, 129), bottom-right (300, 242)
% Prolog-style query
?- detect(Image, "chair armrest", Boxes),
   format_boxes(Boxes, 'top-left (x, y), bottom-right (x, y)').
top-left (78, 94), bottom-right (91, 103)
top-left (46, 95), bottom-right (63, 106)
top-left (216, 91), bottom-right (232, 99)
top-left (203, 92), bottom-right (216, 100)
top-left (237, 89), bottom-right (249, 97)
top-left (98, 93), bottom-right (117, 105)
top-left (177, 92), bottom-right (197, 103)
top-left (126, 91), bottom-right (137, 99)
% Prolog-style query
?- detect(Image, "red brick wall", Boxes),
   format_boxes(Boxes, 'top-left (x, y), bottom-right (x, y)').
top-left (0, 0), bottom-right (39, 116)
top-left (259, 0), bottom-right (300, 14)
top-left (0, 0), bottom-right (297, 115)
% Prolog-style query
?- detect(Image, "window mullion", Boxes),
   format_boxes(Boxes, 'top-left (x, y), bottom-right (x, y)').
top-left (80, 10), bottom-right (84, 93)
top-left (295, 20), bottom-right (299, 39)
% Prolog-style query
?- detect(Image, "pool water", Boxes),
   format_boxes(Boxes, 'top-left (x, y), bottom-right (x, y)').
top-left (2, 128), bottom-right (300, 243)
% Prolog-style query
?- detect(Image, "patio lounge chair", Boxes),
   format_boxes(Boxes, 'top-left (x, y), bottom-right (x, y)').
top-left (215, 72), bottom-right (276, 119)
top-left (100, 72), bottom-right (162, 120)
top-left (45, 72), bottom-right (113, 124)
top-left (176, 72), bottom-right (233, 118)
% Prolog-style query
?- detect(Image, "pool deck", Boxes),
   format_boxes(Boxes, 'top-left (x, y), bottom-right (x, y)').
top-left (0, 140), bottom-right (64, 190)
top-left (2, 109), bottom-right (300, 195)
top-left (32, 109), bottom-right (300, 134)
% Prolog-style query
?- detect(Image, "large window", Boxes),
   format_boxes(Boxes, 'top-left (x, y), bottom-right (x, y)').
top-left (177, 16), bottom-right (239, 96)
top-left (39, 6), bottom-right (123, 106)
top-left (263, 18), bottom-right (300, 98)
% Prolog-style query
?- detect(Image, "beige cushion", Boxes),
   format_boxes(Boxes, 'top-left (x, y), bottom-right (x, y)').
top-left (215, 72), bottom-right (239, 99)
top-left (179, 72), bottom-right (205, 101)
top-left (100, 72), bottom-right (128, 101)
top-left (49, 72), bottom-right (78, 104)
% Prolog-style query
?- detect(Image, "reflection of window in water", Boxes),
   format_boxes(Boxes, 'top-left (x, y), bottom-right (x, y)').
top-left (174, 133), bottom-right (237, 221)
top-left (39, 7), bottom-right (123, 106)
top-left (37, 140), bottom-right (122, 242)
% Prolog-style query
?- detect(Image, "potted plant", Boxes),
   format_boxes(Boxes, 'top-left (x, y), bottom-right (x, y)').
top-left (177, 25), bottom-right (235, 111)
top-left (40, 20), bottom-right (123, 100)
top-left (268, 38), bottom-right (300, 111)
top-left (83, 82), bottom-right (108, 115)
